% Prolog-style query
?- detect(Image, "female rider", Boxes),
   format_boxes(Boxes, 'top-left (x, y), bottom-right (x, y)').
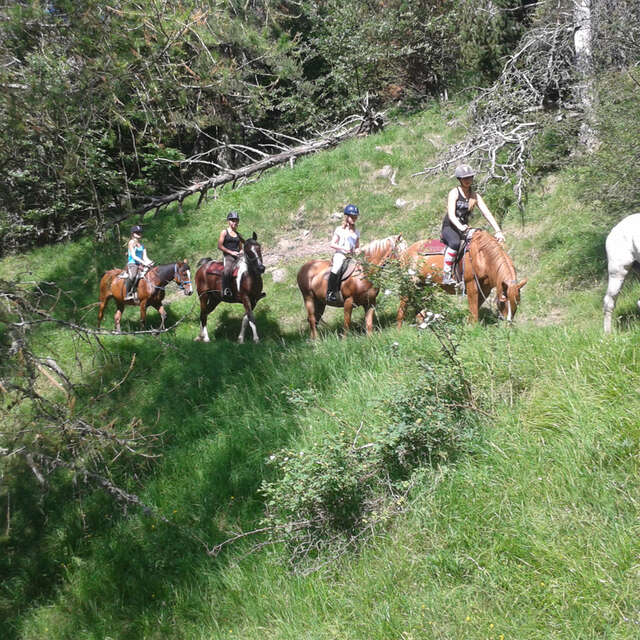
top-left (125, 225), bottom-right (153, 300)
top-left (441, 164), bottom-right (505, 285)
top-left (327, 204), bottom-right (360, 302)
top-left (218, 211), bottom-right (245, 299)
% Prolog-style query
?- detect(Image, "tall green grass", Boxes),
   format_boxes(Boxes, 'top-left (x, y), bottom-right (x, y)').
top-left (3, 103), bottom-right (640, 639)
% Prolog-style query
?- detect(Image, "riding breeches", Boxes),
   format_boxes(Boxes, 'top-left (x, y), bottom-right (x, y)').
top-left (330, 252), bottom-right (347, 274)
top-left (440, 218), bottom-right (464, 251)
top-left (127, 264), bottom-right (140, 280)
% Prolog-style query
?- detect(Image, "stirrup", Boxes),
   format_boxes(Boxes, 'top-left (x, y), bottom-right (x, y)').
top-left (326, 291), bottom-right (337, 302)
top-left (441, 272), bottom-right (456, 286)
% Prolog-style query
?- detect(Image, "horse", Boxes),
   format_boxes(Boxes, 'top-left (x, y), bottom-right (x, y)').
top-left (297, 234), bottom-right (406, 339)
top-left (396, 230), bottom-right (527, 326)
top-left (194, 232), bottom-right (266, 343)
top-left (603, 213), bottom-right (640, 333)
top-left (98, 260), bottom-right (193, 332)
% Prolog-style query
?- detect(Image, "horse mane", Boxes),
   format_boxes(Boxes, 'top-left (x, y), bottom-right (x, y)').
top-left (471, 230), bottom-right (516, 285)
top-left (361, 235), bottom-right (402, 264)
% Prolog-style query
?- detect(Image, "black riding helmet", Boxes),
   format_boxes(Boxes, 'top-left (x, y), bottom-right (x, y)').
top-left (227, 211), bottom-right (239, 221)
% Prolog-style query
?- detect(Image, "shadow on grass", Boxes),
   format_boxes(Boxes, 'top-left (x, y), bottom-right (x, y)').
top-left (4, 316), bottom-right (366, 638)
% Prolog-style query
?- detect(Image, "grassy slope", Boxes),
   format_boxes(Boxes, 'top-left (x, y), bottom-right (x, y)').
top-left (2, 103), bottom-right (640, 639)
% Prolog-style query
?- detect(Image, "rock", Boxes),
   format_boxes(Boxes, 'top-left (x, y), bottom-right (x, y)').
top-left (395, 199), bottom-right (408, 208)
top-left (271, 268), bottom-right (287, 283)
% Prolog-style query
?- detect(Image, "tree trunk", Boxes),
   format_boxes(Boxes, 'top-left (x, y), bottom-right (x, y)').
top-left (574, 0), bottom-right (597, 149)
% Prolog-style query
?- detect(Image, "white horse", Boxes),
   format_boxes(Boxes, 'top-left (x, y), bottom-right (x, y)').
top-left (603, 213), bottom-right (640, 333)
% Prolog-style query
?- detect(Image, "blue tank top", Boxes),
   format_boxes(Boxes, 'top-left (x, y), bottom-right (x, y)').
top-left (128, 244), bottom-right (144, 264)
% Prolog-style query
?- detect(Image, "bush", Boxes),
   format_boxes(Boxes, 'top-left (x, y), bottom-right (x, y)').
top-left (260, 359), bottom-right (478, 569)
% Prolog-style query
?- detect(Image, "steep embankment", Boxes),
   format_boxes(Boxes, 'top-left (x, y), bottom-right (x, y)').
top-left (2, 105), bottom-right (639, 640)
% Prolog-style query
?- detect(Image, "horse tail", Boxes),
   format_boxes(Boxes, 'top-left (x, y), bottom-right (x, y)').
top-left (296, 261), bottom-right (317, 294)
top-left (197, 257), bottom-right (213, 269)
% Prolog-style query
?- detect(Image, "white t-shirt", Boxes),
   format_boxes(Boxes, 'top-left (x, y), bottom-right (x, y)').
top-left (333, 226), bottom-right (360, 254)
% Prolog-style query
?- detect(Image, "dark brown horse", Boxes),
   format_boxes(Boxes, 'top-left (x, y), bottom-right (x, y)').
top-left (396, 230), bottom-right (527, 326)
top-left (194, 232), bottom-right (266, 343)
top-left (98, 260), bottom-right (193, 332)
top-left (297, 234), bottom-right (406, 339)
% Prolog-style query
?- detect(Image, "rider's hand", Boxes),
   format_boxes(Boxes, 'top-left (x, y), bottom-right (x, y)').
top-left (495, 231), bottom-right (505, 243)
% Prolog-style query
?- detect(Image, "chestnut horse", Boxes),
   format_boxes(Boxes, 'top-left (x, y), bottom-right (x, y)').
top-left (98, 260), bottom-right (193, 332)
top-left (396, 230), bottom-right (526, 326)
top-left (297, 234), bottom-right (406, 339)
top-left (194, 232), bottom-right (266, 343)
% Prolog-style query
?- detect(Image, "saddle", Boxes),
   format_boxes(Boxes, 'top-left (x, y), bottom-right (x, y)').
top-left (204, 261), bottom-right (240, 278)
top-left (417, 234), bottom-right (473, 285)
top-left (323, 258), bottom-right (357, 283)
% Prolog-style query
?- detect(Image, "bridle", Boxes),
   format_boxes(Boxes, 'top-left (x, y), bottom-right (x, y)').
top-left (174, 262), bottom-right (192, 291)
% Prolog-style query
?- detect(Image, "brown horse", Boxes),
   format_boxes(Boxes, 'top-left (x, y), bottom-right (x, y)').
top-left (194, 232), bottom-right (266, 343)
top-left (396, 230), bottom-right (527, 326)
top-left (297, 234), bottom-right (406, 339)
top-left (98, 260), bottom-right (193, 332)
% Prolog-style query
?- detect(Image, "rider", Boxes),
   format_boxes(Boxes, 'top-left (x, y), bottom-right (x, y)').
top-left (327, 204), bottom-right (360, 302)
top-left (218, 211), bottom-right (245, 300)
top-left (440, 164), bottom-right (505, 285)
top-left (125, 225), bottom-right (153, 300)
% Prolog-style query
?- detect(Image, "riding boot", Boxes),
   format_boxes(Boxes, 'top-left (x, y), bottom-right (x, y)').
top-left (222, 274), bottom-right (233, 300)
top-left (124, 277), bottom-right (134, 300)
top-left (442, 247), bottom-right (458, 285)
top-left (326, 271), bottom-right (340, 302)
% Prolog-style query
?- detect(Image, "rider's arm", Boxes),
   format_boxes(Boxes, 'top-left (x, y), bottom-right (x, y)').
top-left (476, 193), bottom-right (505, 241)
top-left (447, 188), bottom-right (468, 233)
top-left (329, 228), bottom-right (343, 252)
top-left (218, 230), bottom-right (234, 256)
top-left (141, 248), bottom-right (153, 266)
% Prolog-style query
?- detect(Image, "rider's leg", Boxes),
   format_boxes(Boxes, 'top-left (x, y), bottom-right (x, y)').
top-left (327, 253), bottom-right (345, 302)
top-left (125, 264), bottom-right (138, 300)
top-left (442, 246), bottom-right (458, 285)
top-left (440, 225), bottom-right (461, 286)
top-left (222, 255), bottom-right (235, 299)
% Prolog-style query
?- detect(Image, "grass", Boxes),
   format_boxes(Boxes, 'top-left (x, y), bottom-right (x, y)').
top-left (3, 102), bottom-right (640, 639)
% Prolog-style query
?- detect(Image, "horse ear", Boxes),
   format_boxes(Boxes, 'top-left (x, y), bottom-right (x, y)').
top-left (252, 231), bottom-right (257, 241)
top-left (517, 278), bottom-right (527, 290)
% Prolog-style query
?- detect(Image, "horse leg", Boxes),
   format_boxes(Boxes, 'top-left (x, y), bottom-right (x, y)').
top-left (195, 294), bottom-right (217, 342)
top-left (364, 304), bottom-right (375, 335)
top-left (466, 281), bottom-right (480, 323)
top-left (603, 265), bottom-right (629, 333)
top-left (114, 303), bottom-right (124, 333)
top-left (396, 296), bottom-right (408, 328)
top-left (157, 304), bottom-right (167, 331)
top-left (98, 295), bottom-right (110, 328)
top-left (238, 297), bottom-right (259, 344)
top-left (342, 297), bottom-right (354, 337)
top-left (139, 300), bottom-right (148, 328)
top-left (304, 296), bottom-right (319, 339)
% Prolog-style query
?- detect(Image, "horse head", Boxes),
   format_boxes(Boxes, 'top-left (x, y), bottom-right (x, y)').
top-left (174, 259), bottom-right (193, 296)
top-left (497, 279), bottom-right (527, 322)
top-left (363, 234), bottom-right (407, 265)
top-left (244, 232), bottom-right (265, 275)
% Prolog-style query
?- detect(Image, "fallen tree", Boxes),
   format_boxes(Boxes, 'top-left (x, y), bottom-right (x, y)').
top-left (116, 108), bottom-right (384, 224)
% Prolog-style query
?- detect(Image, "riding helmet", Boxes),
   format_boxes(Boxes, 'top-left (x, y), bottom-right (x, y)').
top-left (131, 225), bottom-right (143, 235)
top-left (227, 211), bottom-right (240, 221)
top-left (343, 204), bottom-right (359, 217)
top-left (454, 164), bottom-right (475, 179)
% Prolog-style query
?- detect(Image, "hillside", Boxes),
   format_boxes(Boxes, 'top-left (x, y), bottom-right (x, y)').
top-left (1, 103), bottom-right (640, 640)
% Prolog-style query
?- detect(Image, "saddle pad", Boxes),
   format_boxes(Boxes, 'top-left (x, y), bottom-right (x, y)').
top-left (417, 239), bottom-right (446, 255)
top-left (205, 261), bottom-right (239, 278)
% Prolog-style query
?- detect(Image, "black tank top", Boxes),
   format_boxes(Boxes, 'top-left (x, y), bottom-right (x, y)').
top-left (454, 187), bottom-right (472, 225)
top-left (223, 230), bottom-right (241, 253)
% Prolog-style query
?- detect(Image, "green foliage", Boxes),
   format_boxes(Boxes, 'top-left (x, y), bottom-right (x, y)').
top-left (580, 71), bottom-right (640, 221)
top-left (261, 359), bottom-right (477, 567)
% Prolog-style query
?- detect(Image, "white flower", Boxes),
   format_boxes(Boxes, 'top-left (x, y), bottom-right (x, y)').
top-left (384, 289), bottom-right (392, 296)
top-left (407, 268), bottom-right (416, 276)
